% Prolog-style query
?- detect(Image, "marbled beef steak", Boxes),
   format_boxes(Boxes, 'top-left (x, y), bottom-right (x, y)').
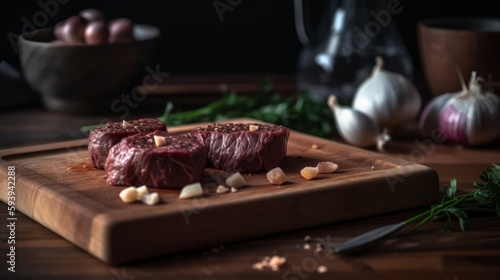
top-left (188, 123), bottom-right (289, 173)
top-left (105, 130), bottom-right (206, 188)
top-left (88, 118), bottom-right (166, 169)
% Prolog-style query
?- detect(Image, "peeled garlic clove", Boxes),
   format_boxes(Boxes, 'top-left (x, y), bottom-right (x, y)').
top-left (328, 95), bottom-right (390, 150)
top-left (352, 56), bottom-right (421, 128)
top-left (418, 92), bottom-right (455, 137)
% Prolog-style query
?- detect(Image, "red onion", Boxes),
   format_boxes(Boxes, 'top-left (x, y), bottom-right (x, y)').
top-left (84, 21), bottom-right (109, 45)
top-left (418, 92), bottom-right (455, 137)
top-left (57, 15), bottom-right (87, 44)
top-left (438, 72), bottom-right (500, 146)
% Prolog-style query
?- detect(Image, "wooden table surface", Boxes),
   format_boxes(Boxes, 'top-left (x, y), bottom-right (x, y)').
top-left (1, 74), bottom-right (500, 280)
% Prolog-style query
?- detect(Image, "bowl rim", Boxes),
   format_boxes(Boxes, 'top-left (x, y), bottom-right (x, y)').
top-left (418, 16), bottom-right (500, 33)
top-left (19, 23), bottom-right (161, 47)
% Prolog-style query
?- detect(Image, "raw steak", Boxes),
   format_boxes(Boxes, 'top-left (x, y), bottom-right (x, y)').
top-left (188, 123), bottom-right (289, 172)
top-left (88, 118), bottom-right (166, 169)
top-left (105, 130), bottom-right (206, 189)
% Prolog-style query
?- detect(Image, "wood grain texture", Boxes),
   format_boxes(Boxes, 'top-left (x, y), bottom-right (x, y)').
top-left (0, 119), bottom-right (439, 265)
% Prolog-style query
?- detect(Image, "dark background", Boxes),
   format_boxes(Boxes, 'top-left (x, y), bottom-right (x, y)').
top-left (2, 0), bottom-right (500, 77)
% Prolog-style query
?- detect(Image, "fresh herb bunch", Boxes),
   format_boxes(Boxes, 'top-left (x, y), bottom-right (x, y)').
top-left (405, 163), bottom-right (500, 232)
top-left (81, 78), bottom-right (335, 138)
top-left (158, 77), bottom-right (335, 138)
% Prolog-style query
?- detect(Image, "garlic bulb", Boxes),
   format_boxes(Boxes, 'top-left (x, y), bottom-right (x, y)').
top-left (419, 69), bottom-right (468, 137)
top-left (328, 95), bottom-right (390, 151)
top-left (438, 72), bottom-right (500, 146)
top-left (418, 92), bottom-right (456, 137)
top-left (352, 56), bottom-right (421, 128)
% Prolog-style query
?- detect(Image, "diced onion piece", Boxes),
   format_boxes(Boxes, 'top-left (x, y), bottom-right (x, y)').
top-left (119, 186), bottom-right (138, 203)
top-left (266, 167), bottom-right (287, 185)
top-left (179, 182), bottom-right (203, 199)
top-left (216, 185), bottom-right (230, 194)
top-left (300, 167), bottom-right (318, 180)
top-left (226, 172), bottom-right (246, 189)
top-left (154, 135), bottom-right (166, 147)
top-left (122, 120), bottom-right (133, 127)
top-left (136, 185), bottom-right (149, 200)
top-left (141, 192), bottom-right (159, 205)
top-left (316, 162), bottom-right (338, 173)
top-left (249, 124), bottom-right (259, 131)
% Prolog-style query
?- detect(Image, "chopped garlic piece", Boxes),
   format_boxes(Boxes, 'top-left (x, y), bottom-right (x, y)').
top-left (179, 182), bottom-right (203, 199)
top-left (303, 243), bottom-right (311, 250)
top-left (154, 135), bottom-right (166, 147)
top-left (316, 162), bottom-right (338, 174)
top-left (252, 255), bottom-right (287, 271)
top-left (122, 120), bottom-right (133, 127)
top-left (266, 167), bottom-right (287, 185)
top-left (249, 124), bottom-right (259, 131)
top-left (119, 186), bottom-right (138, 203)
top-left (317, 265), bottom-right (328, 273)
top-left (231, 187), bottom-right (238, 193)
top-left (226, 172), bottom-right (246, 189)
top-left (300, 167), bottom-right (318, 180)
top-left (141, 192), bottom-right (159, 205)
top-left (136, 185), bottom-right (149, 200)
top-left (268, 255), bottom-right (287, 271)
top-left (311, 144), bottom-right (319, 149)
top-left (252, 262), bottom-right (264, 271)
top-left (216, 185), bottom-right (230, 194)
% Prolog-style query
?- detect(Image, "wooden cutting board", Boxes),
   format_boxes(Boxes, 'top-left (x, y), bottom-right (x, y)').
top-left (0, 118), bottom-right (439, 265)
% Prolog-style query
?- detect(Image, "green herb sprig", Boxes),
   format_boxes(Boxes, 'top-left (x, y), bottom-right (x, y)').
top-left (81, 78), bottom-right (335, 138)
top-left (404, 164), bottom-right (500, 232)
top-left (336, 164), bottom-right (500, 253)
top-left (158, 77), bottom-right (335, 138)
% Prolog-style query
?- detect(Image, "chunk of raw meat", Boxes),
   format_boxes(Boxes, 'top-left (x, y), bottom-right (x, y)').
top-left (105, 131), bottom-right (206, 189)
top-left (188, 123), bottom-right (289, 172)
top-left (88, 118), bottom-right (166, 169)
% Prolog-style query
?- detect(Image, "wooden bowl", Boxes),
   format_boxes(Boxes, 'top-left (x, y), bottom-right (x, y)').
top-left (417, 17), bottom-right (500, 96)
top-left (19, 24), bottom-right (161, 113)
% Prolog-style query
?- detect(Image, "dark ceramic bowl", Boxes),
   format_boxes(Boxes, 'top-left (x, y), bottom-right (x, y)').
top-left (19, 24), bottom-right (161, 113)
